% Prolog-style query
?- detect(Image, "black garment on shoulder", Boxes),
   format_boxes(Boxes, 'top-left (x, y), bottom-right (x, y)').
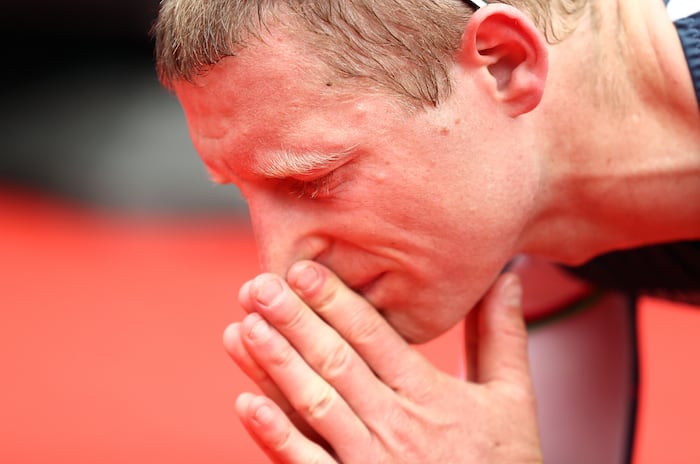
top-left (563, 241), bottom-right (700, 305)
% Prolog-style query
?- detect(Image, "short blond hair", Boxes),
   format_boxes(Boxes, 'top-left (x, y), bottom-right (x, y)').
top-left (154, 0), bottom-right (588, 107)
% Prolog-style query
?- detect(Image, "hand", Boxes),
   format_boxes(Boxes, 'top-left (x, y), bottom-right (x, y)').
top-left (224, 261), bottom-right (543, 463)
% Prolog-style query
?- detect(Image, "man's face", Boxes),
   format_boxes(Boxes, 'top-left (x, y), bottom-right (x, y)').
top-left (174, 33), bottom-right (540, 343)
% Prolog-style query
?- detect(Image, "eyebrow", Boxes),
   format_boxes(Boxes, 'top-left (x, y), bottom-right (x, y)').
top-left (253, 147), bottom-right (356, 179)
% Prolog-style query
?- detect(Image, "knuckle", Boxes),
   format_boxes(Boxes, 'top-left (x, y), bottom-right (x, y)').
top-left (318, 342), bottom-right (353, 381)
top-left (268, 424), bottom-right (294, 452)
top-left (266, 342), bottom-right (295, 368)
top-left (312, 282), bottom-right (342, 316)
top-left (298, 384), bottom-right (337, 421)
top-left (344, 312), bottom-right (383, 347)
top-left (279, 304), bottom-right (306, 332)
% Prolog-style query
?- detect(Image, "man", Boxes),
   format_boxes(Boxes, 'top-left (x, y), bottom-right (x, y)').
top-left (153, 0), bottom-right (700, 462)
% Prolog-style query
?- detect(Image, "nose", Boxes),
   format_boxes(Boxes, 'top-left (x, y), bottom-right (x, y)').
top-left (246, 191), bottom-right (329, 275)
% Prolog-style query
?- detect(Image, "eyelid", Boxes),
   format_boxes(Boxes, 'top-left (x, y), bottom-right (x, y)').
top-left (289, 163), bottom-right (337, 181)
top-left (290, 169), bottom-right (339, 199)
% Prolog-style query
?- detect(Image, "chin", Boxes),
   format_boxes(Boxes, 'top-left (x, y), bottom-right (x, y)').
top-left (383, 310), bottom-right (450, 345)
top-left (402, 330), bottom-right (437, 345)
top-left (367, 277), bottom-right (470, 344)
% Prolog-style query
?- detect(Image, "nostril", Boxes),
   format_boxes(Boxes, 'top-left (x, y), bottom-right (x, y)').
top-left (256, 235), bottom-right (332, 276)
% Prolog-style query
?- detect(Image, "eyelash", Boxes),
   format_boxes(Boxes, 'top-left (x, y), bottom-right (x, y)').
top-left (290, 172), bottom-right (335, 199)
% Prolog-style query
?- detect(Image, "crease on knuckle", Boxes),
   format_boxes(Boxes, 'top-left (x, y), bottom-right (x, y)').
top-left (267, 343), bottom-right (295, 368)
top-left (268, 421), bottom-right (294, 452)
top-left (344, 311), bottom-right (383, 348)
top-left (312, 283), bottom-right (342, 316)
top-left (279, 304), bottom-right (307, 332)
top-left (298, 384), bottom-right (337, 421)
top-left (318, 342), bottom-right (353, 381)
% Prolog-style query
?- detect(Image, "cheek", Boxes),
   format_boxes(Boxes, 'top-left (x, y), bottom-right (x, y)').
top-left (452, 161), bottom-right (537, 241)
top-left (342, 159), bottom-right (529, 264)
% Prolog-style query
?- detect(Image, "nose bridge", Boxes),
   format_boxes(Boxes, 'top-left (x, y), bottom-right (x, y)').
top-left (247, 193), bottom-right (325, 275)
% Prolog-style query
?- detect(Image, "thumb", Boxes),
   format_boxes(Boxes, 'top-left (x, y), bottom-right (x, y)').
top-left (476, 272), bottom-right (532, 385)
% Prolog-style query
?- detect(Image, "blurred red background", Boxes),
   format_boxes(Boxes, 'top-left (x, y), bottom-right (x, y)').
top-left (0, 187), bottom-right (464, 463)
top-left (2, 2), bottom-right (699, 462)
top-left (2, 187), bottom-right (700, 464)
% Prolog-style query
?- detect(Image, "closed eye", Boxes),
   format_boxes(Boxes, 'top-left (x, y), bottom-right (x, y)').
top-left (289, 171), bottom-right (336, 199)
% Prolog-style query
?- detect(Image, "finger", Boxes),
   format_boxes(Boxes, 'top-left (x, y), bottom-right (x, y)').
top-left (223, 323), bottom-right (295, 411)
top-left (236, 392), bottom-right (336, 464)
top-left (246, 273), bottom-right (396, 417)
top-left (224, 322), bottom-right (278, 386)
top-left (239, 279), bottom-right (340, 445)
top-left (223, 323), bottom-right (326, 446)
top-left (238, 279), bottom-right (255, 313)
top-left (240, 311), bottom-right (371, 455)
top-left (476, 272), bottom-right (532, 386)
top-left (286, 261), bottom-right (435, 394)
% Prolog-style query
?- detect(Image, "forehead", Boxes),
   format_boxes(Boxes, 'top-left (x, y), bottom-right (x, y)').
top-left (172, 34), bottom-right (402, 181)
top-left (175, 34), bottom-right (328, 134)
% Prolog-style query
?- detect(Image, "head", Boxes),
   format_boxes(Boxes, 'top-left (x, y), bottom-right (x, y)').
top-left (155, 0), bottom-right (589, 106)
top-left (153, 0), bottom-right (588, 342)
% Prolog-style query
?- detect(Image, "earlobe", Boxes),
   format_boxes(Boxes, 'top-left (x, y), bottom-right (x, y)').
top-left (459, 5), bottom-right (548, 117)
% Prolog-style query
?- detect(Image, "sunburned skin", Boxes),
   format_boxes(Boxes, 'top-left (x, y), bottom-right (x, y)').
top-left (158, 0), bottom-right (700, 462)
top-left (173, 33), bottom-right (543, 343)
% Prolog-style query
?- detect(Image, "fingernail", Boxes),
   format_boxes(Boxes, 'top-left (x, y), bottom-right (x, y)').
top-left (222, 322), bottom-right (240, 347)
top-left (289, 263), bottom-right (319, 292)
top-left (254, 277), bottom-right (283, 307)
top-left (502, 273), bottom-right (522, 308)
top-left (253, 404), bottom-right (273, 426)
top-left (238, 280), bottom-right (252, 301)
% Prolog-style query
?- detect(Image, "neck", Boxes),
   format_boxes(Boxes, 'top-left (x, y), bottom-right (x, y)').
top-left (522, 0), bottom-right (700, 265)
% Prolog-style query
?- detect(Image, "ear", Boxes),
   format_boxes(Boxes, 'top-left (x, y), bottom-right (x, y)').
top-left (458, 5), bottom-right (548, 117)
